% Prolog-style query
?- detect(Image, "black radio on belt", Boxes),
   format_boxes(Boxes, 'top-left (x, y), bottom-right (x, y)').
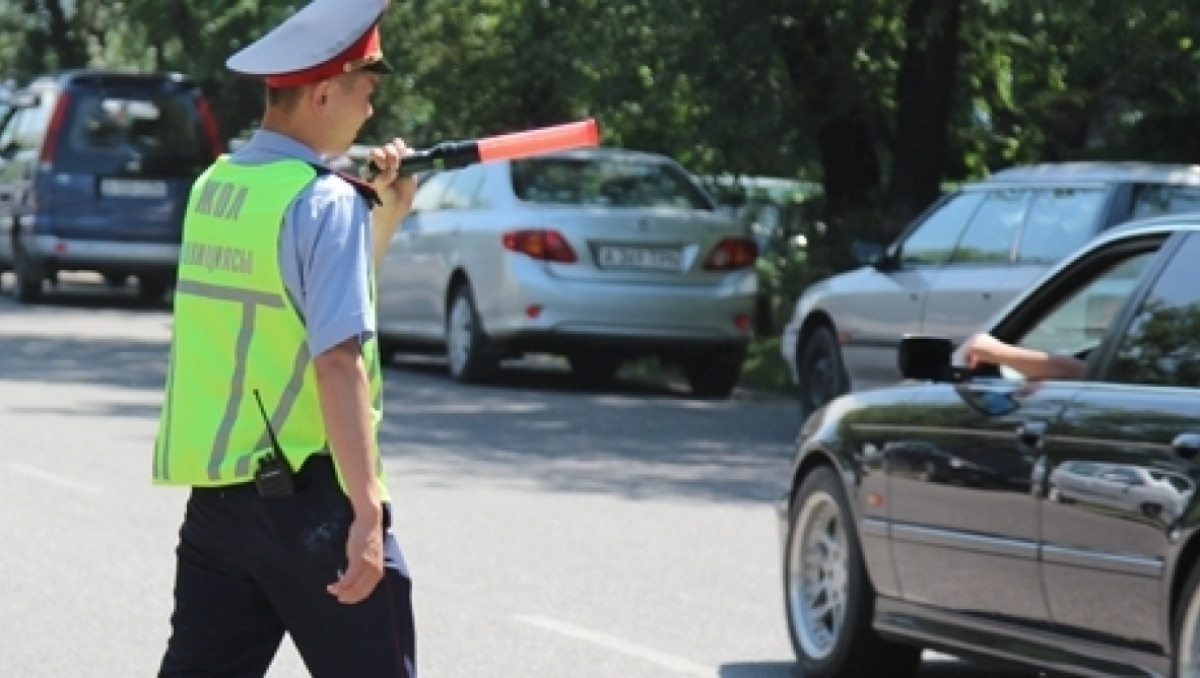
top-left (252, 389), bottom-right (295, 498)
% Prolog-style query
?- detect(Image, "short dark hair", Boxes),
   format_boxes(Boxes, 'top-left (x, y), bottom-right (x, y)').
top-left (266, 85), bottom-right (304, 110)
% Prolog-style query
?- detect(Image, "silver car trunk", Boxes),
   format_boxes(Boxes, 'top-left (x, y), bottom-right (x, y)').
top-left (529, 205), bottom-right (743, 284)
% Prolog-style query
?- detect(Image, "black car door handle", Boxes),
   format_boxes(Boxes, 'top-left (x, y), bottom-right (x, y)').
top-left (1173, 433), bottom-right (1200, 460)
top-left (1017, 421), bottom-right (1047, 447)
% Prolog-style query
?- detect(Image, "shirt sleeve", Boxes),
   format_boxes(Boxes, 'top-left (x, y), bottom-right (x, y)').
top-left (280, 177), bottom-right (376, 357)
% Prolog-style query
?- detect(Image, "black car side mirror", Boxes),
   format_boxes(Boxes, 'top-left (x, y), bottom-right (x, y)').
top-left (898, 335), bottom-right (958, 381)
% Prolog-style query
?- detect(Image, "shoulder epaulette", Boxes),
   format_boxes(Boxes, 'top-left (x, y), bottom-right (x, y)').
top-left (307, 162), bottom-right (382, 207)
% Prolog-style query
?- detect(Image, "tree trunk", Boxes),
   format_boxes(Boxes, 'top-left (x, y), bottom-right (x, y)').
top-left (172, 1), bottom-right (197, 75)
top-left (41, 0), bottom-right (85, 68)
top-left (817, 114), bottom-right (881, 216)
top-left (883, 0), bottom-right (963, 236)
top-left (772, 4), bottom-right (882, 221)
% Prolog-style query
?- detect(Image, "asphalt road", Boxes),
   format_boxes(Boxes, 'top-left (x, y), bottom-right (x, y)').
top-left (0, 274), bottom-right (1038, 677)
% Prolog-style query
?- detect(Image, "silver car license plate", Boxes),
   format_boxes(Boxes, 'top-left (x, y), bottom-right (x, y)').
top-left (99, 178), bottom-right (168, 198)
top-left (596, 245), bottom-right (681, 271)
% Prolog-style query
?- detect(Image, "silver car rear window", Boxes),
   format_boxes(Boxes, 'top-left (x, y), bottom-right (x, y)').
top-left (511, 157), bottom-right (713, 210)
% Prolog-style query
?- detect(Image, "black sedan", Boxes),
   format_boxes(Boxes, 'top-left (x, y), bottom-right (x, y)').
top-left (779, 214), bottom-right (1200, 677)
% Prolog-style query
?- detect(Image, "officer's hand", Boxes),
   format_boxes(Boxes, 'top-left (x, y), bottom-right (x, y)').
top-left (367, 137), bottom-right (417, 223)
top-left (327, 516), bottom-right (385, 604)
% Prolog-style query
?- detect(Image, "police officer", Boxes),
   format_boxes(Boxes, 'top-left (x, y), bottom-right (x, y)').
top-left (152, 0), bottom-right (417, 675)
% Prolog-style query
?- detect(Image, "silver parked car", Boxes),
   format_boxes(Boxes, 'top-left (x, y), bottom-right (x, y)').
top-left (376, 147), bottom-right (758, 398)
top-left (781, 161), bottom-right (1200, 415)
top-left (1048, 461), bottom-right (1195, 522)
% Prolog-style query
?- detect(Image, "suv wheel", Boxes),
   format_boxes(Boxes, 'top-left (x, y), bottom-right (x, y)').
top-left (445, 284), bottom-right (497, 383)
top-left (13, 237), bottom-right (44, 303)
top-left (785, 466), bottom-right (923, 677)
top-left (797, 326), bottom-right (848, 417)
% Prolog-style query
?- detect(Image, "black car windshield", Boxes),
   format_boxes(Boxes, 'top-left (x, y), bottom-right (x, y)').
top-left (511, 157), bottom-right (714, 210)
top-left (57, 91), bottom-right (210, 177)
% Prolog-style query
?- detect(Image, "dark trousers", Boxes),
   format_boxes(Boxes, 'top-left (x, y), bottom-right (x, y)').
top-left (159, 455), bottom-right (416, 678)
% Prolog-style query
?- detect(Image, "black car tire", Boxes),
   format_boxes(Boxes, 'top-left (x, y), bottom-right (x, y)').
top-left (797, 325), bottom-right (848, 418)
top-left (683, 346), bottom-right (745, 399)
top-left (1173, 557), bottom-right (1200, 675)
top-left (784, 465), bottom-right (923, 678)
top-left (445, 284), bottom-right (497, 383)
top-left (13, 237), bottom-right (44, 304)
top-left (567, 352), bottom-right (621, 385)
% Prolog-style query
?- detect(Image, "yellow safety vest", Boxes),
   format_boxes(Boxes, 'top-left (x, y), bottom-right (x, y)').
top-left (153, 158), bottom-right (387, 499)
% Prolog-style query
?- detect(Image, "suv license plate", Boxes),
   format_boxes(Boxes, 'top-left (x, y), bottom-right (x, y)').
top-left (100, 178), bottom-right (168, 198)
top-left (596, 245), bottom-right (682, 271)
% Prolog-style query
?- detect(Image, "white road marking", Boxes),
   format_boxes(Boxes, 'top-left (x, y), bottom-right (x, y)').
top-left (6, 463), bottom-right (106, 495)
top-left (513, 614), bottom-right (714, 676)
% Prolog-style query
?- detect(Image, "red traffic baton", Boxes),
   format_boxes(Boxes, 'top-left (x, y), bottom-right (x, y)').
top-left (363, 118), bottom-right (601, 180)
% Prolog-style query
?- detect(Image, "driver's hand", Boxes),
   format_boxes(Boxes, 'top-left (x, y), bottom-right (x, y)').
top-left (962, 333), bottom-right (1006, 369)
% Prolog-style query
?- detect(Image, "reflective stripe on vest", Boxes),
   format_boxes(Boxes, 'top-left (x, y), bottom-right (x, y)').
top-left (153, 158), bottom-right (386, 497)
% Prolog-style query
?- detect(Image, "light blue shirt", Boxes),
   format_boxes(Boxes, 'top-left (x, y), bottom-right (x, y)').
top-left (229, 130), bottom-right (375, 357)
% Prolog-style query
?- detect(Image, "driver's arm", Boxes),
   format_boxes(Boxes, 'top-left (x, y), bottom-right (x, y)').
top-left (962, 333), bottom-right (1088, 380)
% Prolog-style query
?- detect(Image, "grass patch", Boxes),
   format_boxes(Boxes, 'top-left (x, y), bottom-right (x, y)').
top-left (739, 335), bottom-right (796, 395)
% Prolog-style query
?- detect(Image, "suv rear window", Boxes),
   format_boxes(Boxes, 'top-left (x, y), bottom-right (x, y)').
top-left (511, 157), bottom-right (713, 210)
top-left (56, 86), bottom-right (211, 177)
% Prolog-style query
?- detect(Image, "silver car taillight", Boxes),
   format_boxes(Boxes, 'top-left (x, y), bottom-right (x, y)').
top-left (502, 229), bottom-right (578, 263)
top-left (704, 237), bottom-right (758, 270)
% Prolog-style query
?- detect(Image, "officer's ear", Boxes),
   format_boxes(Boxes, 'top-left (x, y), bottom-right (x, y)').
top-left (309, 80), bottom-right (335, 110)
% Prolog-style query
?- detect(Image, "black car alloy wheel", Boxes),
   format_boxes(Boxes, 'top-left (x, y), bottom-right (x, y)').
top-left (785, 465), bottom-right (922, 677)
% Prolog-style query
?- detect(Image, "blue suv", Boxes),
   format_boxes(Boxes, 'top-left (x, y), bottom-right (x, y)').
top-left (0, 70), bottom-right (224, 302)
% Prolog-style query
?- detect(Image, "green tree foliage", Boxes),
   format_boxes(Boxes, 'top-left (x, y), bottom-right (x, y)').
top-left (959, 2), bottom-right (1200, 169)
top-left (1, 0), bottom-right (1198, 324)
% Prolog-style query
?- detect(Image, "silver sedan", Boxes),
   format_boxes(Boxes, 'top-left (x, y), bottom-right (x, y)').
top-left (376, 147), bottom-right (758, 398)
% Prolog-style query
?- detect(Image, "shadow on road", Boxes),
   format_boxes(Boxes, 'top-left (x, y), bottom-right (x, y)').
top-left (0, 273), bottom-right (172, 311)
top-left (719, 661), bottom-right (797, 677)
top-left (389, 353), bottom-right (704, 399)
top-left (382, 356), bottom-right (803, 504)
top-left (1, 275), bottom-right (805, 505)
top-left (718, 658), bottom-right (1040, 677)
top-left (0, 333), bottom-right (168, 392)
